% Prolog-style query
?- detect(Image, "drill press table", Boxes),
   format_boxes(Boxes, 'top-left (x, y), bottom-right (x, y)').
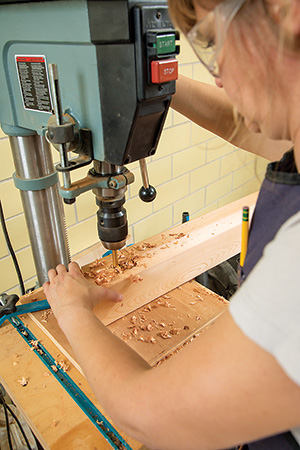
top-left (0, 280), bottom-right (227, 449)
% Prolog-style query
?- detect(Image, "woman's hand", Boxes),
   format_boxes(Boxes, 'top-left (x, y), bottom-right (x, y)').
top-left (43, 261), bottom-right (122, 323)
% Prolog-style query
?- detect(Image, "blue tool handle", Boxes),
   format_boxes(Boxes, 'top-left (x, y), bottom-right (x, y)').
top-left (0, 299), bottom-right (50, 327)
top-left (0, 293), bottom-right (19, 318)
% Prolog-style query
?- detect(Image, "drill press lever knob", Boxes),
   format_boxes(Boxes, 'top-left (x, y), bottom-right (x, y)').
top-left (138, 159), bottom-right (157, 203)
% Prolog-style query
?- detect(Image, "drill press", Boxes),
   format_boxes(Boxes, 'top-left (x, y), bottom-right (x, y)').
top-left (0, 0), bottom-right (179, 284)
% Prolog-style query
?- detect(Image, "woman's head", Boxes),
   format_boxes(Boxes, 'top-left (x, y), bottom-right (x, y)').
top-left (169, 0), bottom-right (300, 141)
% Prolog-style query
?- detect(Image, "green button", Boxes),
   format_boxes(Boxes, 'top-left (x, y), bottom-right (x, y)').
top-left (156, 34), bottom-right (176, 55)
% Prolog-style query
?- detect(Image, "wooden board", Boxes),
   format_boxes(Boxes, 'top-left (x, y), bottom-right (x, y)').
top-left (21, 192), bottom-right (256, 326)
top-left (107, 280), bottom-right (228, 366)
top-left (82, 192), bottom-right (256, 324)
top-left (25, 281), bottom-right (228, 374)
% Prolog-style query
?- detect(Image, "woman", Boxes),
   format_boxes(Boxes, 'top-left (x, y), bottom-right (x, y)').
top-left (44, 0), bottom-right (300, 448)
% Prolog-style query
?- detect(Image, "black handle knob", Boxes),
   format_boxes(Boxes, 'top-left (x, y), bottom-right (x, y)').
top-left (0, 293), bottom-right (19, 318)
top-left (64, 198), bottom-right (76, 205)
top-left (139, 185), bottom-right (157, 202)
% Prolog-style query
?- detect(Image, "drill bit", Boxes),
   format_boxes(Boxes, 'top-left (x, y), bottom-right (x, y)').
top-left (112, 249), bottom-right (118, 268)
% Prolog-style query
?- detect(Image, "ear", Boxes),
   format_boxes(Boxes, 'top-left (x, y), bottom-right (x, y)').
top-left (267, 0), bottom-right (300, 35)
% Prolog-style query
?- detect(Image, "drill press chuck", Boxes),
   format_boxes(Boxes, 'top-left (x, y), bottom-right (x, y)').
top-left (96, 196), bottom-right (128, 251)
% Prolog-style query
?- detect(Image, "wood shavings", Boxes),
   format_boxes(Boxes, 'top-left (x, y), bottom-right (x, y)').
top-left (136, 242), bottom-right (156, 251)
top-left (58, 360), bottom-right (69, 372)
top-left (143, 304), bottom-right (152, 312)
top-left (131, 328), bottom-right (138, 337)
top-left (121, 332), bottom-right (132, 341)
top-left (156, 299), bottom-right (176, 310)
top-left (51, 420), bottom-right (58, 428)
top-left (12, 361), bottom-right (18, 366)
top-left (18, 377), bottom-right (28, 387)
top-left (96, 420), bottom-right (127, 450)
top-left (154, 327), bottom-right (214, 367)
top-left (40, 309), bottom-right (53, 323)
top-left (129, 274), bottom-right (143, 283)
top-left (51, 365), bottom-right (58, 373)
top-left (169, 327), bottom-right (181, 335)
top-left (158, 331), bottom-right (172, 339)
top-left (89, 259), bottom-right (104, 268)
top-left (83, 247), bottom-right (144, 285)
top-left (44, 372), bottom-right (50, 377)
top-left (29, 339), bottom-right (39, 350)
top-left (169, 232), bottom-right (186, 239)
top-left (29, 339), bottom-right (43, 355)
top-left (193, 287), bottom-right (203, 295)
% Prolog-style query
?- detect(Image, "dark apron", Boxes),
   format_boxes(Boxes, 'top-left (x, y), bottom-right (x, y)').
top-left (237, 149), bottom-right (300, 449)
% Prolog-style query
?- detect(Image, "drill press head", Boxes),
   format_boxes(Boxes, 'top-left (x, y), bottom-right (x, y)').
top-left (0, 0), bottom-right (179, 255)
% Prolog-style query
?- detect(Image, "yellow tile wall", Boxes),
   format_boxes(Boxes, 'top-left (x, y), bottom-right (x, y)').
top-left (0, 34), bottom-right (268, 295)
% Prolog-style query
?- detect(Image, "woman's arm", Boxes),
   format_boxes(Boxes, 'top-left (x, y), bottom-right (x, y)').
top-left (44, 262), bottom-right (300, 450)
top-left (172, 75), bottom-right (292, 161)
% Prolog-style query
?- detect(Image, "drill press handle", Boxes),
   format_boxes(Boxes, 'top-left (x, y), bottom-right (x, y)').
top-left (138, 158), bottom-right (157, 202)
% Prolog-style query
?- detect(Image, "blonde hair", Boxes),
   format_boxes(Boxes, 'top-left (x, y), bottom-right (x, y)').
top-left (168, 0), bottom-right (197, 34)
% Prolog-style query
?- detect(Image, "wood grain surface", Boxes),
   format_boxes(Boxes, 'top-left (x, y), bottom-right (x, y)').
top-left (20, 192), bottom-right (256, 325)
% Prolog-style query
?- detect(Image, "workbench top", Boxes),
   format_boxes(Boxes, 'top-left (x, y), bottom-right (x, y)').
top-left (0, 280), bottom-right (227, 449)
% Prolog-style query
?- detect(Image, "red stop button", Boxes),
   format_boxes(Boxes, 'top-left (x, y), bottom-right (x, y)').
top-left (151, 59), bottom-right (178, 84)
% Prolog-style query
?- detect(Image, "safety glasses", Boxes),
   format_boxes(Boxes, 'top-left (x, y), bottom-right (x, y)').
top-left (187, 0), bottom-right (247, 77)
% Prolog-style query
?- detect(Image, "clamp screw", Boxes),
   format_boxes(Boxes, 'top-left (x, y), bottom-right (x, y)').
top-left (109, 180), bottom-right (118, 189)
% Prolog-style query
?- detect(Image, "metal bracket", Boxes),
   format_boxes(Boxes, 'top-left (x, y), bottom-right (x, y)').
top-left (59, 168), bottom-right (135, 200)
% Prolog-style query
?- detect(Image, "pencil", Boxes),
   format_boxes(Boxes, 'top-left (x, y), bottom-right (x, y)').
top-left (240, 206), bottom-right (249, 267)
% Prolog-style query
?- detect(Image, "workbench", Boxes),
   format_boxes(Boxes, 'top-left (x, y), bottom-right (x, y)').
top-left (0, 193), bottom-right (257, 449)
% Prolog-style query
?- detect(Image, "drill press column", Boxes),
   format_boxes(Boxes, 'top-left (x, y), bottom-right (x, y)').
top-left (9, 133), bottom-right (70, 286)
